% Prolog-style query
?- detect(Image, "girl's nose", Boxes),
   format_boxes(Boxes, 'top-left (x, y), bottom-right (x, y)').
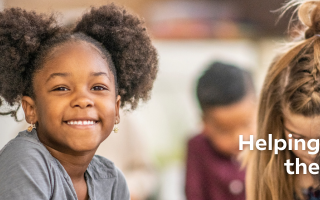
top-left (70, 91), bottom-right (94, 109)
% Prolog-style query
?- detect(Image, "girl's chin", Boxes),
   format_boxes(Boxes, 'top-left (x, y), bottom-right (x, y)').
top-left (301, 158), bottom-right (315, 166)
top-left (60, 139), bottom-right (103, 154)
top-left (66, 145), bottom-right (99, 154)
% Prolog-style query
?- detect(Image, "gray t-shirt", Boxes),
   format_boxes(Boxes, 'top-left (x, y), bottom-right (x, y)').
top-left (0, 129), bottom-right (130, 200)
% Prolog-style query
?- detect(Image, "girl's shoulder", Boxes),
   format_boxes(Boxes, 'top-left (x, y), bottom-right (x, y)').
top-left (0, 129), bottom-right (54, 199)
top-left (295, 187), bottom-right (320, 200)
top-left (0, 129), bottom-right (51, 159)
top-left (304, 187), bottom-right (320, 200)
top-left (88, 155), bottom-right (130, 199)
top-left (0, 129), bottom-right (54, 176)
top-left (89, 154), bottom-right (127, 181)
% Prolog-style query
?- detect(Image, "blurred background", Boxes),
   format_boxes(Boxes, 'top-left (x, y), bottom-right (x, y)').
top-left (0, 0), bottom-right (293, 199)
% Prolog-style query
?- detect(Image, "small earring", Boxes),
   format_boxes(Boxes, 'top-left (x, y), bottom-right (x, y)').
top-left (27, 123), bottom-right (36, 132)
top-left (113, 120), bottom-right (119, 133)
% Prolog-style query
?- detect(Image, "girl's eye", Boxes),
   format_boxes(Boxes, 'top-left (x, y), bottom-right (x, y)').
top-left (53, 87), bottom-right (69, 91)
top-left (92, 86), bottom-right (107, 91)
top-left (291, 134), bottom-right (303, 140)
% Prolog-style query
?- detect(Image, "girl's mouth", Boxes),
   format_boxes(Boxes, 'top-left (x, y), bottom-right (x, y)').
top-left (66, 120), bottom-right (98, 125)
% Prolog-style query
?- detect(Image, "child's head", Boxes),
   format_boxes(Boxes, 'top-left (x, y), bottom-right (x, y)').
top-left (196, 62), bottom-right (256, 157)
top-left (0, 5), bottom-right (158, 154)
top-left (249, 1), bottom-right (320, 199)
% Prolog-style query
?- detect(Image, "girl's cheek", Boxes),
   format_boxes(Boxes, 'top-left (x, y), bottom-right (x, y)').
top-left (295, 149), bottom-right (310, 161)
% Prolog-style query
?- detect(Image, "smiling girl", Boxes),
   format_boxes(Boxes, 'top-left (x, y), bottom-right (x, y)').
top-left (0, 4), bottom-right (158, 200)
top-left (245, 0), bottom-right (320, 200)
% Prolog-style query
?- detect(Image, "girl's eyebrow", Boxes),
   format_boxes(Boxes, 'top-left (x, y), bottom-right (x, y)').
top-left (45, 72), bottom-right (109, 83)
top-left (284, 126), bottom-right (302, 136)
top-left (90, 72), bottom-right (110, 80)
top-left (46, 72), bottom-right (71, 83)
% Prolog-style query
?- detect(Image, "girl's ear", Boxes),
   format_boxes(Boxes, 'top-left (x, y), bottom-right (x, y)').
top-left (115, 95), bottom-right (121, 123)
top-left (21, 96), bottom-right (38, 124)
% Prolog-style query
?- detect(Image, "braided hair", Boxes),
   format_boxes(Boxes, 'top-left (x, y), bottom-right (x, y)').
top-left (247, 1), bottom-right (320, 200)
top-left (0, 4), bottom-right (158, 121)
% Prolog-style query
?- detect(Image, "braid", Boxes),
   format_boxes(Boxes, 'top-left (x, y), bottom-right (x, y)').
top-left (284, 40), bottom-right (320, 115)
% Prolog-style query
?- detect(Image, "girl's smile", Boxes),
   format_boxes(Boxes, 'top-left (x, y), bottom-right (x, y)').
top-left (65, 119), bottom-right (99, 129)
top-left (66, 120), bottom-right (98, 126)
top-left (25, 41), bottom-right (120, 155)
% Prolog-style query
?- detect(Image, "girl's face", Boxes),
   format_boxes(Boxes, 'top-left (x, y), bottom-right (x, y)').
top-left (23, 41), bottom-right (120, 155)
top-left (283, 109), bottom-right (320, 165)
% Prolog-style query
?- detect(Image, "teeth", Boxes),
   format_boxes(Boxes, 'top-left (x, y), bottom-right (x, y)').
top-left (67, 120), bottom-right (96, 125)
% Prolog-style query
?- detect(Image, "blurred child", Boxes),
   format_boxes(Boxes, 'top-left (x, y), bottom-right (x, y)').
top-left (185, 62), bottom-right (256, 200)
top-left (246, 1), bottom-right (320, 200)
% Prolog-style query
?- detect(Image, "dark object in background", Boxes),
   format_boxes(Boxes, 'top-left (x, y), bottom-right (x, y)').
top-left (145, 0), bottom-right (292, 39)
top-left (227, 0), bottom-right (292, 37)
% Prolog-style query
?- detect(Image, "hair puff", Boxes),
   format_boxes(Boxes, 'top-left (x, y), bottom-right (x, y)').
top-left (73, 4), bottom-right (158, 110)
top-left (0, 8), bottom-right (60, 106)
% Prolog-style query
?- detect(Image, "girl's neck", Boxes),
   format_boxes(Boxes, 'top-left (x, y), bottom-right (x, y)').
top-left (43, 144), bottom-right (95, 181)
top-left (296, 172), bottom-right (317, 190)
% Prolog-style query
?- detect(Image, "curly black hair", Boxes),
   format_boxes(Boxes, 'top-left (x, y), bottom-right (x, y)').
top-left (0, 4), bottom-right (158, 121)
top-left (196, 62), bottom-right (254, 111)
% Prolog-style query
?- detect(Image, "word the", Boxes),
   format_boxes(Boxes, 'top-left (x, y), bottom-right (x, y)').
top-left (284, 158), bottom-right (319, 174)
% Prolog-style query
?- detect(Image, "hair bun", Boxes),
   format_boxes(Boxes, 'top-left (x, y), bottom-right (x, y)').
top-left (0, 8), bottom-right (60, 106)
top-left (305, 27), bottom-right (316, 38)
top-left (298, 1), bottom-right (320, 37)
top-left (74, 4), bottom-right (158, 110)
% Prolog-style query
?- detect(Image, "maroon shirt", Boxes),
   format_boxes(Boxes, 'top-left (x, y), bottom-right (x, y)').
top-left (185, 133), bottom-right (245, 200)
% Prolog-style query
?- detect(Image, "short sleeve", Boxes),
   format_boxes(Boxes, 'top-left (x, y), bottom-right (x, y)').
top-left (0, 139), bottom-right (52, 199)
top-left (114, 167), bottom-right (130, 200)
top-left (185, 137), bottom-right (206, 200)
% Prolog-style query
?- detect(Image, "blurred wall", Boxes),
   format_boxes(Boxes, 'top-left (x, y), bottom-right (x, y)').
top-left (4, 0), bottom-right (149, 15)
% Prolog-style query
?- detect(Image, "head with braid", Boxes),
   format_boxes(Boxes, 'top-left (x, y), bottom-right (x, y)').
top-left (246, 1), bottom-right (320, 200)
top-left (0, 4), bottom-right (158, 154)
